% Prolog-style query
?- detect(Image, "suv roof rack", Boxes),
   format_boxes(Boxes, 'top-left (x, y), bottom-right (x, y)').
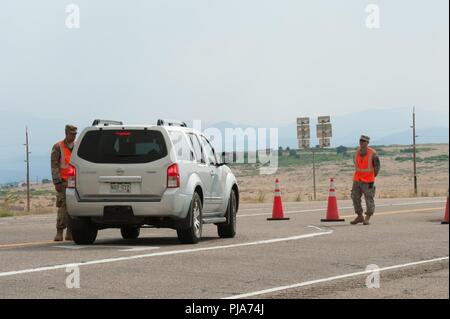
top-left (92, 119), bottom-right (124, 126)
top-left (157, 119), bottom-right (187, 127)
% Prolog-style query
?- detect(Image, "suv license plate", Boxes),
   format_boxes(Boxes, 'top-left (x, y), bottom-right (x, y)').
top-left (110, 183), bottom-right (131, 193)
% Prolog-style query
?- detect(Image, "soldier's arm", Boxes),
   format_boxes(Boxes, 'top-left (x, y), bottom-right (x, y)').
top-left (51, 144), bottom-right (63, 185)
top-left (373, 154), bottom-right (381, 177)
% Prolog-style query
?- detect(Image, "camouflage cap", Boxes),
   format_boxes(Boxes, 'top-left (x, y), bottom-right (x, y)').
top-left (65, 125), bottom-right (78, 134)
top-left (360, 135), bottom-right (370, 142)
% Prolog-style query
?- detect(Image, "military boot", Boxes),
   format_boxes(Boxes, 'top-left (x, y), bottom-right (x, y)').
top-left (54, 229), bottom-right (63, 241)
top-left (65, 227), bottom-right (73, 241)
top-left (350, 214), bottom-right (365, 225)
top-left (363, 214), bottom-right (372, 225)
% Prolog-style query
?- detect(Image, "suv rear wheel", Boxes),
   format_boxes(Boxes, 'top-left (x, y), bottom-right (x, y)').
top-left (177, 192), bottom-right (203, 244)
top-left (120, 226), bottom-right (140, 240)
top-left (218, 190), bottom-right (237, 238)
top-left (70, 217), bottom-right (98, 245)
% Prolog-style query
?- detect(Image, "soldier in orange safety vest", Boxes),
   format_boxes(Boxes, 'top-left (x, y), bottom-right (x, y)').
top-left (51, 125), bottom-right (77, 241)
top-left (350, 135), bottom-right (381, 225)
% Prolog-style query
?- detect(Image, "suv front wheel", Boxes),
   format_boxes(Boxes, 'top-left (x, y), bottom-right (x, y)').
top-left (218, 190), bottom-right (237, 238)
top-left (177, 192), bottom-right (203, 244)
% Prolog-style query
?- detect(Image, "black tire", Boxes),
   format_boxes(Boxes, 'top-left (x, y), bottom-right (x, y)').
top-left (120, 226), bottom-right (140, 240)
top-left (177, 192), bottom-right (203, 244)
top-left (218, 190), bottom-right (237, 238)
top-left (69, 217), bottom-right (98, 245)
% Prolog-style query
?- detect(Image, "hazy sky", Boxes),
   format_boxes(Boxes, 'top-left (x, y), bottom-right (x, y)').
top-left (1, 0), bottom-right (448, 128)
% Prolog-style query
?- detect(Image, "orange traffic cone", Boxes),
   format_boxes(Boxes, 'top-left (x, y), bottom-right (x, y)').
top-left (321, 178), bottom-right (345, 222)
top-left (267, 178), bottom-right (289, 221)
top-left (442, 193), bottom-right (449, 225)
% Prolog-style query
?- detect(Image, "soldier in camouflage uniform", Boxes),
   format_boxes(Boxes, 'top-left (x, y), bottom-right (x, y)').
top-left (51, 125), bottom-right (77, 241)
top-left (350, 135), bottom-right (381, 225)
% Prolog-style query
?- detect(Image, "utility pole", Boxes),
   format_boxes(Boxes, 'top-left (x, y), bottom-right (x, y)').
top-left (25, 127), bottom-right (30, 212)
top-left (412, 107), bottom-right (418, 196)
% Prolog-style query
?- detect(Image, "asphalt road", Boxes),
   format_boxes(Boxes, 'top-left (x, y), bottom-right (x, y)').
top-left (0, 197), bottom-right (448, 299)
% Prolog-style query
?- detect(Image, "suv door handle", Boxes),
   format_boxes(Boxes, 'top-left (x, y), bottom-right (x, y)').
top-left (210, 170), bottom-right (216, 176)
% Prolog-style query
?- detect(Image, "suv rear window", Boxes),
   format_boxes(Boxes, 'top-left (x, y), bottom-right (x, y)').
top-left (77, 130), bottom-right (167, 164)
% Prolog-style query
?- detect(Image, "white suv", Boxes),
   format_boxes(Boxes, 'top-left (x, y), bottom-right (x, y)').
top-left (66, 119), bottom-right (239, 245)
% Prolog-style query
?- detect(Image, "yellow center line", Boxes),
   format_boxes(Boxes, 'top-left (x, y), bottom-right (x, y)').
top-left (0, 240), bottom-right (56, 249)
top-left (341, 207), bottom-right (442, 218)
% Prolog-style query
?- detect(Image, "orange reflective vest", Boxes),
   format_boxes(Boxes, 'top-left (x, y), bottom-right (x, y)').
top-left (59, 140), bottom-right (73, 181)
top-left (353, 147), bottom-right (376, 183)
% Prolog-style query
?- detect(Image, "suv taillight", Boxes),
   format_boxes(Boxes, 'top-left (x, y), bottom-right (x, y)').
top-left (67, 164), bottom-right (76, 188)
top-left (167, 163), bottom-right (180, 188)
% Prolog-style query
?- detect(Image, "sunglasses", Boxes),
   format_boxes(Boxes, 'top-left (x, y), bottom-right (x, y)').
top-left (360, 140), bottom-right (368, 143)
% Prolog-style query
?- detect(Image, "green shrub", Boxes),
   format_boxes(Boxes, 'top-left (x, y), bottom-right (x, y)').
top-left (424, 155), bottom-right (449, 163)
top-left (257, 191), bottom-right (266, 203)
top-left (0, 210), bottom-right (14, 218)
top-left (395, 157), bottom-right (424, 162)
top-left (336, 146), bottom-right (348, 155)
top-left (400, 147), bottom-right (433, 154)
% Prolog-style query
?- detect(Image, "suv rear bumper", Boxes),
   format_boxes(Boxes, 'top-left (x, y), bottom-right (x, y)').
top-left (66, 188), bottom-right (191, 219)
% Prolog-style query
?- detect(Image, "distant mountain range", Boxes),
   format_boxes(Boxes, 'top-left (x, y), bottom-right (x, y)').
top-left (0, 108), bottom-right (448, 183)
top-left (203, 108), bottom-right (449, 149)
top-left (372, 127), bottom-right (449, 146)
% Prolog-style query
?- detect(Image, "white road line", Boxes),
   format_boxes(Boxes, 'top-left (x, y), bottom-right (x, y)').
top-left (238, 201), bottom-right (446, 218)
top-left (119, 247), bottom-right (160, 252)
top-left (53, 245), bottom-right (85, 250)
top-left (390, 200), bottom-right (445, 206)
top-left (237, 200), bottom-right (445, 212)
top-left (238, 207), bottom-right (271, 211)
top-left (306, 225), bottom-right (328, 232)
top-left (223, 256), bottom-right (450, 299)
top-left (239, 207), bottom-right (327, 217)
top-left (0, 230), bottom-right (333, 278)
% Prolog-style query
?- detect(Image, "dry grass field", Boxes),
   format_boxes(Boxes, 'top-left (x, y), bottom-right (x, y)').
top-left (0, 144), bottom-right (448, 216)
top-left (232, 143), bottom-right (449, 203)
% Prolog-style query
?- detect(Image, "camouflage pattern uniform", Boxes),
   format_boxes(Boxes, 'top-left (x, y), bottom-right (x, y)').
top-left (51, 142), bottom-right (70, 230)
top-left (51, 125), bottom-right (77, 232)
top-left (351, 142), bottom-right (381, 216)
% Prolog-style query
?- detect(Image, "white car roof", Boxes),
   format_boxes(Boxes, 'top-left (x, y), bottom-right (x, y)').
top-left (86, 124), bottom-right (201, 135)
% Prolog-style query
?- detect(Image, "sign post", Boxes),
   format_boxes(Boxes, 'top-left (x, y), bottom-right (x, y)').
top-left (297, 116), bottom-right (333, 201)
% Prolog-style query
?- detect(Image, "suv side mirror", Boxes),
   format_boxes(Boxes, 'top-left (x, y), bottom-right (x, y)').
top-left (215, 152), bottom-right (227, 167)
